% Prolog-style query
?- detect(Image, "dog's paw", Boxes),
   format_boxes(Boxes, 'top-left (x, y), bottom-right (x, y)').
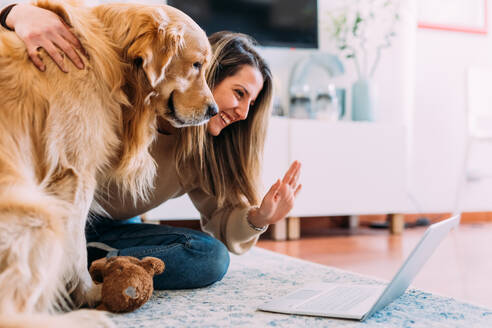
top-left (84, 283), bottom-right (103, 308)
top-left (71, 279), bottom-right (102, 308)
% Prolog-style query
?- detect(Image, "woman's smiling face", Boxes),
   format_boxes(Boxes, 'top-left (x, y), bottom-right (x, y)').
top-left (207, 64), bottom-right (264, 136)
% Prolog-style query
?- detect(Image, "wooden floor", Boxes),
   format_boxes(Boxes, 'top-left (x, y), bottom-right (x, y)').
top-left (257, 222), bottom-right (492, 309)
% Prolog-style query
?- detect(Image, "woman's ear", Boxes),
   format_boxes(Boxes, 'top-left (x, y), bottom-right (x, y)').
top-left (127, 22), bottom-right (184, 88)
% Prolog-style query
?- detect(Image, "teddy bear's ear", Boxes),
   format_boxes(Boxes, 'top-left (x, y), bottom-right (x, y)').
top-left (89, 258), bottom-right (107, 283)
top-left (140, 257), bottom-right (165, 276)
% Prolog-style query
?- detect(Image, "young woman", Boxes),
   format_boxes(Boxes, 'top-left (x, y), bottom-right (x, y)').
top-left (3, 3), bottom-right (302, 290)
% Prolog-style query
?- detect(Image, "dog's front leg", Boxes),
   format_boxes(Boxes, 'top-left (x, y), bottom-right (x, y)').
top-left (65, 207), bottom-right (102, 308)
top-left (69, 239), bottom-right (102, 308)
top-left (63, 178), bottom-right (103, 308)
top-left (71, 268), bottom-right (102, 308)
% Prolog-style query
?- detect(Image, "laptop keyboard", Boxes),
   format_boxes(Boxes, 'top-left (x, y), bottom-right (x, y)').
top-left (286, 289), bottom-right (321, 300)
top-left (295, 286), bottom-right (376, 312)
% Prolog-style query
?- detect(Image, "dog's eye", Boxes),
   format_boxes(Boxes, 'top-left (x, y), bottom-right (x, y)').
top-left (193, 62), bottom-right (202, 70)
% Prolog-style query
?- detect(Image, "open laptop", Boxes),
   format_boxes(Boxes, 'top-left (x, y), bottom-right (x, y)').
top-left (258, 215), bottom-right (461, 321)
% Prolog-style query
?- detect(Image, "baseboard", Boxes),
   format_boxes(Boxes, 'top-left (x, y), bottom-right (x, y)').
top-left (153, 212), bottom-right (492, 239)
top-left (359, 212), bottom-right (492, 224)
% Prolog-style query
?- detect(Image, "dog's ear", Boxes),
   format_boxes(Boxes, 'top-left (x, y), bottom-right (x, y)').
top-left (127, 21), bottom-right (184, 88)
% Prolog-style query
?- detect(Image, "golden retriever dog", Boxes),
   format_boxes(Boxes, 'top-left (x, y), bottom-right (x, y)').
top-left (0, 1), bottom-right (216, 327)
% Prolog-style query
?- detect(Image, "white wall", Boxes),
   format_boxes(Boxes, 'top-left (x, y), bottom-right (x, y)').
top-left (413, 5), bottom-right (492, 213)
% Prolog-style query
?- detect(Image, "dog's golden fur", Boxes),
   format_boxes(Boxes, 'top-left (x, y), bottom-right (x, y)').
top-left (0, 1), bottom-right (215, 327)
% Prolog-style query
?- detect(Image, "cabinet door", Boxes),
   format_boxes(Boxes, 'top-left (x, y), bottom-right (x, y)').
top-left (288, 119), bottom-right (407, 216)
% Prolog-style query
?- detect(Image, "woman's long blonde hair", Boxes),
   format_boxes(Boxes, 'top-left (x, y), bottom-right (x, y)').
top-left (175, 31), bottom-right (273, 207)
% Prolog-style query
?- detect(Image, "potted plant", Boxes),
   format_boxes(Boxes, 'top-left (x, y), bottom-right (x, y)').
top-left (326, 0), bottom-right (401, 121)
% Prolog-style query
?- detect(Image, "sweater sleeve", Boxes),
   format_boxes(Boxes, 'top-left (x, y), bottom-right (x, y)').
top-left (187, 187), bottom-right (264, 255)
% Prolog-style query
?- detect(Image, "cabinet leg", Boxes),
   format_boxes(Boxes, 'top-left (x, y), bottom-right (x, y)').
top-left (388, 213), bottom-right (405, 235)
top-left (348, 215), bottom-right (359, 229)
top-left (287, 217), bottom-right (301, 240)
top-left (271, 219), bottom-right (287, 241)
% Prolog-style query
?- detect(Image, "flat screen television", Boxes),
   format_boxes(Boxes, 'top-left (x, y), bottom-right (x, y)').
top-left (166, 0), bottom-right (318, 49)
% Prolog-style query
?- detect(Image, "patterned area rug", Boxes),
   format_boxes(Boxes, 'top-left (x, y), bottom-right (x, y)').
top-left (112, 247), bottom-right (492, 327)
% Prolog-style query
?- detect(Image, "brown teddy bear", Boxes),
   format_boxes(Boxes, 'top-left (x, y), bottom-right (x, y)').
top-left (89, 256), bottom-right (165, 313)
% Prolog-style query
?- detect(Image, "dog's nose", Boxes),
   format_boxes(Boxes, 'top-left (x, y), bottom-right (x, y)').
top-left (206, 104), bottom-right (218, 118)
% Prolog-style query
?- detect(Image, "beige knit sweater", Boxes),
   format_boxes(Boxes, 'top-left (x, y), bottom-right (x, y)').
top-left (102, 132), bottom-right (263, 255)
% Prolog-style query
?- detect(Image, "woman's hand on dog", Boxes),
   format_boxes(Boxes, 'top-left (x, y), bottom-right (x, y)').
top-left (7, 3), bottom-right (86, 72)
top-left (248, 161), bottom-right (302, 228)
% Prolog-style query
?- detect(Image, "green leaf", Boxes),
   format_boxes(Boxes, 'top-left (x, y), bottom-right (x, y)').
top-left (352, 13), bottom-right (363, 35)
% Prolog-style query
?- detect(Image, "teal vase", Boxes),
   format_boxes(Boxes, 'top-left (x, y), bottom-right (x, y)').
top-left (351, 78), bottom-right (375, 121)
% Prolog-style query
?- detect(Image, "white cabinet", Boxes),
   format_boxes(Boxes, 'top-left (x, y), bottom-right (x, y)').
top-left (145, 194), bottom-right (199, 220)
top-left (146, 117), bottom-right (408, 220)
top-left (263, 117), bottom-right (408, 216)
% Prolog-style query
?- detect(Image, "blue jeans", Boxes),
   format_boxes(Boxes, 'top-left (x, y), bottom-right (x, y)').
top-left (85, 217), bottom-right (230, 290)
